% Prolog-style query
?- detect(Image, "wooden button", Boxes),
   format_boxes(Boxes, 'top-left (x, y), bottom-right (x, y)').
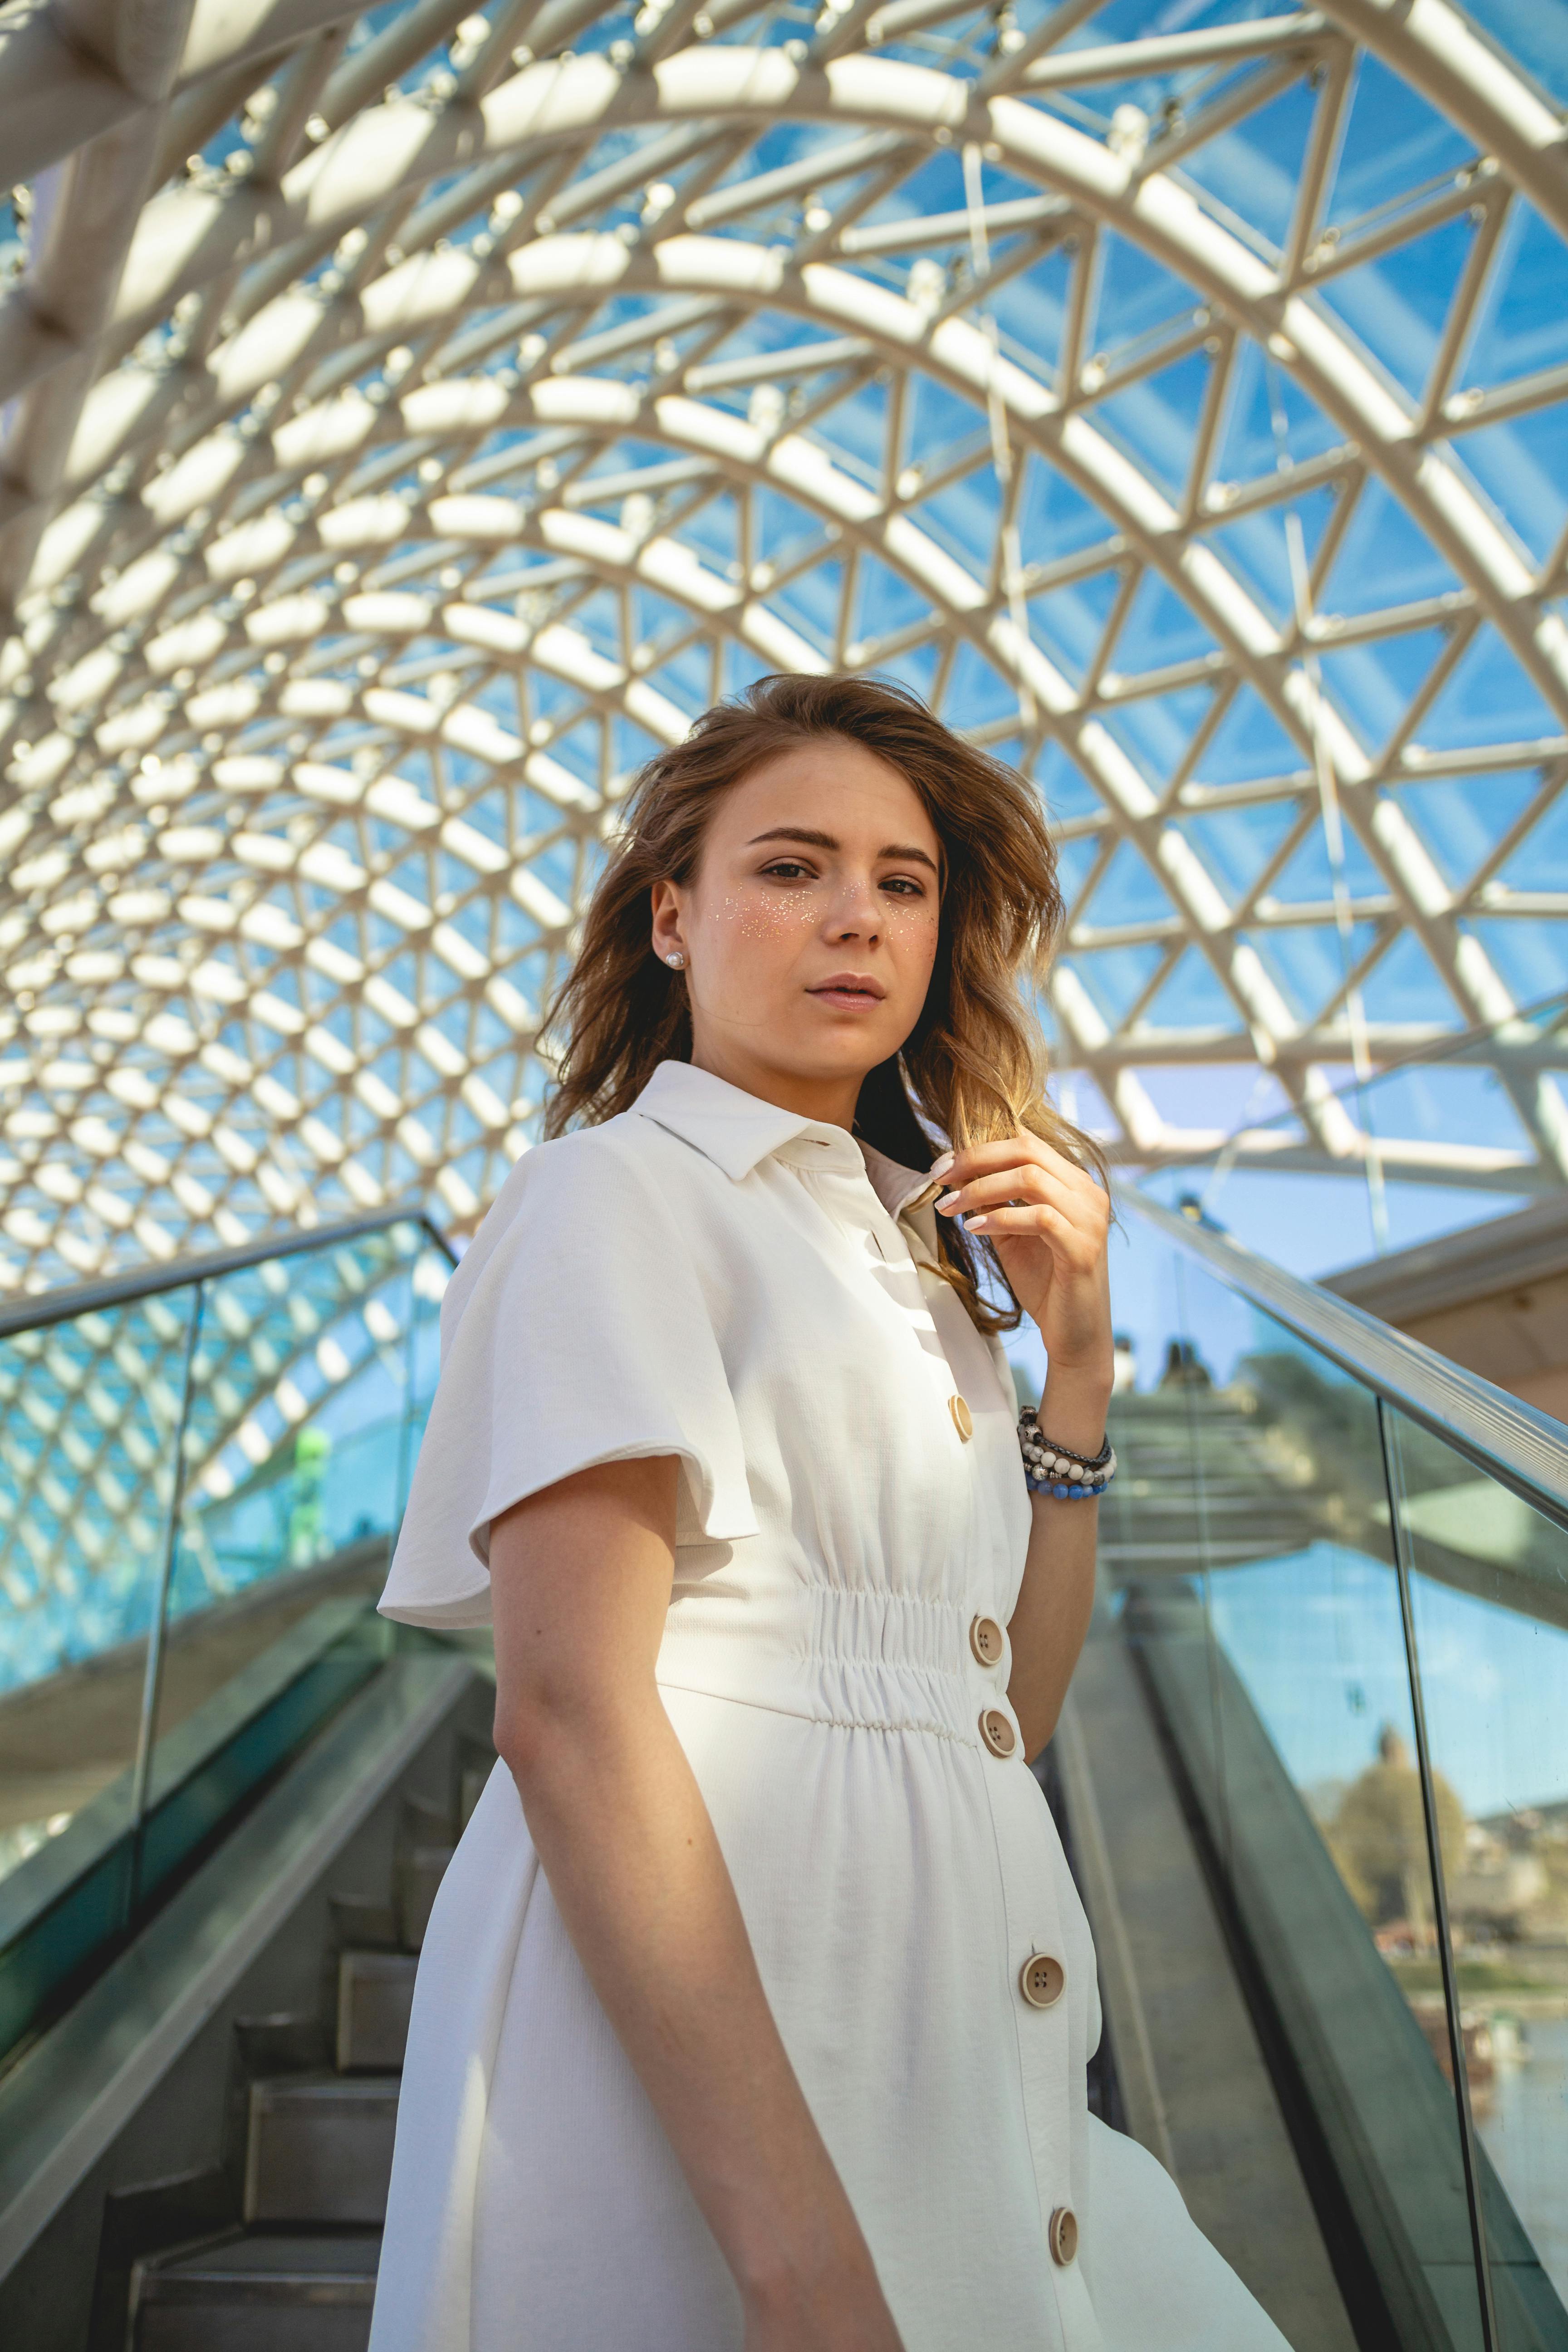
top-left (1019, 1952), bottom-right (1066, 2009)
top-left (948, 1393), bottom-right (973, 1441)
top-left (969, 1614), bottom-right (1004, 1669)
top-left (1049, 2206), bottom-right (1078, 2266)
top-left (980, 1708), bottom-right (1016, 1759)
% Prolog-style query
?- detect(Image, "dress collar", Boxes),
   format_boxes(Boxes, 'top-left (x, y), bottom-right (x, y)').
top-left (858, 1141), bottom-right (946, 1223)
top-left (631, 1058), bottom-right (861, 1176)
top-left (630, 1059), bottom-right (941, 1219)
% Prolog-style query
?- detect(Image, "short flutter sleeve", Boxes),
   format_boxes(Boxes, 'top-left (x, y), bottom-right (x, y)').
top-left (378, 1129), bottom-right (757, 1629)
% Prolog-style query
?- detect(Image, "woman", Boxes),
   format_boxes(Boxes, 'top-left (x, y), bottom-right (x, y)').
top-left (371, 674), bottom-right (1288, 2352)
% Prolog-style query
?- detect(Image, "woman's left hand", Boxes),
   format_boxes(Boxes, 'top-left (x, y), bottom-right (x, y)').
top-left (934, 1135), bottom-right (1113, 1399)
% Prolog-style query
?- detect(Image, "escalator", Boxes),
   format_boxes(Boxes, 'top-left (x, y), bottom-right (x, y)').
top-left (0, 1211), bottom-right (496, 2352)
top-left (1088, 1191), bottom-right (1568, 2352)
top-left (0, 1192), bottom-right (1563, 2352)
top-left (108, 1748), bottom-right (490, 2352)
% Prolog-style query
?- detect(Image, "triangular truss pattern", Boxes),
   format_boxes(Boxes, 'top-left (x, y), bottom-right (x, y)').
top-left (2, 0), bottom-right (1567, 1288)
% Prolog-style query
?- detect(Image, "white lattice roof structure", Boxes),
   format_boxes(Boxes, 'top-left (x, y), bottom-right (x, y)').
top-left (1, 0), bottom-right (1567, 1290)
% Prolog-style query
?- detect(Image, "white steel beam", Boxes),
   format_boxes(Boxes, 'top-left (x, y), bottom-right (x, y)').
top-left (1317, 0), bottom-right (1568, 246)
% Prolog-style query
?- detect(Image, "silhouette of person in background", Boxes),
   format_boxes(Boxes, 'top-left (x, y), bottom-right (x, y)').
top-left (1159, 1338), bottom-right (1212, 1390)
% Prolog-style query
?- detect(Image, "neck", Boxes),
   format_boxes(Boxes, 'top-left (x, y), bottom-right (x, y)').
top-left (688, 1038), bottom-right (864, 1131)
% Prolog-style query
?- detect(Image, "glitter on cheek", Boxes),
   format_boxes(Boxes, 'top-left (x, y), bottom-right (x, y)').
top-left (713, 887), bottom-right (818, 942)
top-left (886, 897), bottom-right (941, 960)
top-left (888, 897), bottom-right (939, 931)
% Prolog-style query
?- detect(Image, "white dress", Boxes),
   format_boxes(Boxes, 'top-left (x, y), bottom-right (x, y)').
top-left (369, 1059), bottom-right (1289, 2352)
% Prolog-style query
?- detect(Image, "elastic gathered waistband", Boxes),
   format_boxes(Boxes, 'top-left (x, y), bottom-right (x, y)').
top-left (655, 1580), bottom-right (1014, 1749)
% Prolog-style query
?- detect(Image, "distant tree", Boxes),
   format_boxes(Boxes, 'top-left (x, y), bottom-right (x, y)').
top-left (1328, 1724), bottom-right (1465, 1933)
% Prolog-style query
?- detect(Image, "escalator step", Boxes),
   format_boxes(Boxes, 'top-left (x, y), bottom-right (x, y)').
top-left (337, 1951), bottom-right (417, 2072)
top-left (134, 2232), bottom-right (379, 2352)
top-left (328, 1894), bottom-right (401, 1951)
top-left (245, 2077), bottom-right (400, 2224)
top-left (399, 1795), bottom-right (453, 1840)
top-left (394, 1843), bottom-right (455, 1950)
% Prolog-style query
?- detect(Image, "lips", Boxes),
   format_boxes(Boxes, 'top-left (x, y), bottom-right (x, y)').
top-left (808, 973), bottom-right (886, 1003)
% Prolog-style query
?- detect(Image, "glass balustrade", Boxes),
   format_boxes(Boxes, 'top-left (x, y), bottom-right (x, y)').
top-left (0, 1211), bottom-right (452, 2061)
top-left (1101, 1195), bottom-right (1568, 2351)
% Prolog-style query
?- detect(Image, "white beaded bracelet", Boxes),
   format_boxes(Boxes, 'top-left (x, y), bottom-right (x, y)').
top-left (1018, 1407), bottom-right (1117, 1499)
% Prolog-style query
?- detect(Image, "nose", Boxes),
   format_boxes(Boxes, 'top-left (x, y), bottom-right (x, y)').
top-left (826, 870), bottom-right (882, 943)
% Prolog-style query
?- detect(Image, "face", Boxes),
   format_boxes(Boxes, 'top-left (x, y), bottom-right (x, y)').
top-left (649, 737), bottom-right (944, 1123)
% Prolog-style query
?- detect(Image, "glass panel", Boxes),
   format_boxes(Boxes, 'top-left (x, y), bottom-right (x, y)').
top-left (176, 1228), bottom-right (420, 1597)
top-left (0, 1216), bottom-right (450, 2060)
top-left (0, 1287), bottom-right (197, 2052)
top-left (1385, 1406), bottom-right (1568, 2349)
top-left (397, 1238), bottom-right (450, 1522)
top-left (0, 1289), bottom-right (196, 1901)
top-left (145, 1225), bottom-right (441, 1797)
top-left (1104, 1238), bottom-right (1491, 2350)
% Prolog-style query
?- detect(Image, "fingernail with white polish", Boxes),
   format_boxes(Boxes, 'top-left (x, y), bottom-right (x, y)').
top-left (936, 1189), bottom-right (961, 1213)
top-left (929, 1150), bottom-right (955, 1179)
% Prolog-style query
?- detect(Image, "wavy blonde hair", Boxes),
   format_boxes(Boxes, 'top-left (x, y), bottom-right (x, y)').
top-left (541, 672), bottom-right (1102, 1333)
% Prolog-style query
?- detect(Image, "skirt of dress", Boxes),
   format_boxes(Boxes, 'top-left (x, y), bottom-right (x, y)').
top-left (368, 1688), bottom-right (1290, 2352)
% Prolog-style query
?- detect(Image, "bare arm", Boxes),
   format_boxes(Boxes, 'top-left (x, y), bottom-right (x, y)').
top-left (934, 1138), bottom-right (1114, 1760)
top-left (1004, 1466), bottom-right (1102, 1762)
top-left (488, 1456), bottom-right (903, 2352)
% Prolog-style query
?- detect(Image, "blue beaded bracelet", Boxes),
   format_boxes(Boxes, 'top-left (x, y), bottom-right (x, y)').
top-left (1018, 1406), bottom-right (1116, 1499)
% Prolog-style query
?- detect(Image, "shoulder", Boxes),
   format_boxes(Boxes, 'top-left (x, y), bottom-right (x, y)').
top-left (444, 1114), bottom-right (710, 1317)
top-left (482, 1110), bottom-right (688, 1211)
top-left (436, 1112), bottom-right (740, 1372)
top-left (513, 1107), bottom-right (713, 1210)
top-left (526, 1105), bottom-right (746, 1220)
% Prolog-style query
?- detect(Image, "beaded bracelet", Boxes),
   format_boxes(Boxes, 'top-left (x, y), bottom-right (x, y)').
top-left (1018, 1406), bottom-right (1117, 1499)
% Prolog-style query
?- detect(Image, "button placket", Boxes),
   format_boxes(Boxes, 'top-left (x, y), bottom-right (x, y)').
top-left (867, 1142), bottom-right (1099, 2334)
top-left (1047, 2234), bottom-right (1104, 2346)
top-left (976, 1745), bottom-right (1098, 2345)
top-left (860, 1196), bottom-right (978, 1447)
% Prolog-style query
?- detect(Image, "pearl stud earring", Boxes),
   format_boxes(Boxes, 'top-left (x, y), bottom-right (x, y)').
top-left (666, 951), bottom-right (685, 969)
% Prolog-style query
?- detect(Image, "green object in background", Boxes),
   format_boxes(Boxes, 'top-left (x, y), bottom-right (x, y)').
top-left (288, 1426), bottom-right (333, 1567)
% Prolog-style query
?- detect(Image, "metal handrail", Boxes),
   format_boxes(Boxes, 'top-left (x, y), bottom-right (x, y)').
top-left (1121, 1186), bottom-right (1568, 1540)
top-left (0, 1205), bottom-right (457, 1343)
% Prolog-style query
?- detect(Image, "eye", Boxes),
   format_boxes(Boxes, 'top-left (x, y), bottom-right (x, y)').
top-left (882, 875), bottom-right (927, 897)
top-left (760, 859), bottom-right (815, 881)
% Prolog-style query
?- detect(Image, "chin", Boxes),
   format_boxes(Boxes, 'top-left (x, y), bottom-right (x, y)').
top-left (776, 1029), bottom-right (900, 1081)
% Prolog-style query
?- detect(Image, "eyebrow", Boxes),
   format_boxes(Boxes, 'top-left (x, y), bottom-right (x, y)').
top-left (745, 825), bottom-right (940, 875)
